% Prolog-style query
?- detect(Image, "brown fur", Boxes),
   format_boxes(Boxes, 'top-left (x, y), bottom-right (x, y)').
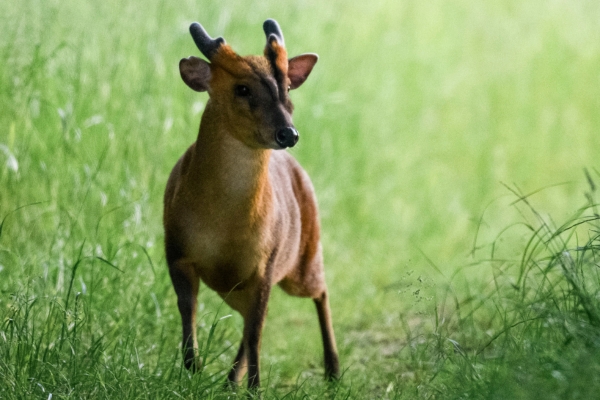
top-left (164, 23), bottom-right (338, 390)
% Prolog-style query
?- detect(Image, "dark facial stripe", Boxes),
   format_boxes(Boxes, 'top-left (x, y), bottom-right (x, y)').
top-left (247, 63), bottom-right (278, 102)
top-left (265, 45), bottom-right (288, 100)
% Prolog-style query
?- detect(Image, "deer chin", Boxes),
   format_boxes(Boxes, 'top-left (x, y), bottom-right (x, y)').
top-left (251, 130), bottom-right (285, 150)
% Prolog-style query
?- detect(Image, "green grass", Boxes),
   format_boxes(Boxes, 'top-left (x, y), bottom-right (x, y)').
top-left (2, 0), bottom-right (600, 398)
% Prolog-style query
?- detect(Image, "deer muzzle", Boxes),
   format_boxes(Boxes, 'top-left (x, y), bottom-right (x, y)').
top-left (275, 127), bottom-right (299, 149)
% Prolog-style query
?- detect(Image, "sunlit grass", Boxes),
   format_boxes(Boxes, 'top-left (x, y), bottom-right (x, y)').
top-left (1, 0), bottom-right (600, 398)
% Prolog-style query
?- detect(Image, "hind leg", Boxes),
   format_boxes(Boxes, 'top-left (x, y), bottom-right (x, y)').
top-left (279, 253), bottom-right (340, 380)
top-left (314, 289), bottom-right (340, 380)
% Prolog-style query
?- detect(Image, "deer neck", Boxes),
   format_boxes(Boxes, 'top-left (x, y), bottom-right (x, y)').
top-left (188, 107), bottom-right (273, 221)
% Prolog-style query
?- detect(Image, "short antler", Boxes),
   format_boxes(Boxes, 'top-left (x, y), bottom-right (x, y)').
top-left (189, 22), bottom-right (225, 60)
top-left (263, 19), bottom-right (285, 46)
top-left (263, 19), bottom-right (288, 79)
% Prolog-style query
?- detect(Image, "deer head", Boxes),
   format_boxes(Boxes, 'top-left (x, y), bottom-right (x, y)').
top-left (179, 19), bottom-right (318, 149)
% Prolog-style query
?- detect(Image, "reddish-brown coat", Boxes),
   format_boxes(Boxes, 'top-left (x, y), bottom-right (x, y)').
top-left (163, 20), bottom-right (339, 390)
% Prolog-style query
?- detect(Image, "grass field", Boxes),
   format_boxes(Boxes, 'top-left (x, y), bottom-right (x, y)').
top-left (2, 0), bottom-right (600, 398)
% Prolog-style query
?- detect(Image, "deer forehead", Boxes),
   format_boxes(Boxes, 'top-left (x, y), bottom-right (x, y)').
top-left (210, 54), bottom-right (288, 96)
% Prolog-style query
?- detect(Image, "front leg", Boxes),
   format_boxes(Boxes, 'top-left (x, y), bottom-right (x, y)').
top-left (168, 261), bottom-right (200, 371)
top-left (227, 341), bottom-right (247, 386)
top-left (241, 279), bottom-right (272, 390)
top-left (220, 277), bottom-right (272, 389)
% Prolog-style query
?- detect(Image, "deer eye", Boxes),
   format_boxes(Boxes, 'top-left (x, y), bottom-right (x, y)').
top-left (235, 85), bottom-right (251, 97)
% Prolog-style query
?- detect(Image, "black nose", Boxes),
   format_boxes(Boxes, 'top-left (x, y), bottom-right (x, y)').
top-left (275, 127), bottom-right (299, 148)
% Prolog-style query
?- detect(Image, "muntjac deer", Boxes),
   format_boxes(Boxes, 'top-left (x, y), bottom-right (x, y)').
top-left (163, 19), bottom-right (340, 389)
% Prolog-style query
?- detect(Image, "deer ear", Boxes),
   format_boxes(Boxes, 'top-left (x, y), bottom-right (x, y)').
top-left (288, 53), bottom-right (318, 90)
top-left (179, 56), bottom-right (211, 92)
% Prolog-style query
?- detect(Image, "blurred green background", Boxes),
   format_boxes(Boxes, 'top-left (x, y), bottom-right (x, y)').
top-left (1, 0), bottom-right (599, 397)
